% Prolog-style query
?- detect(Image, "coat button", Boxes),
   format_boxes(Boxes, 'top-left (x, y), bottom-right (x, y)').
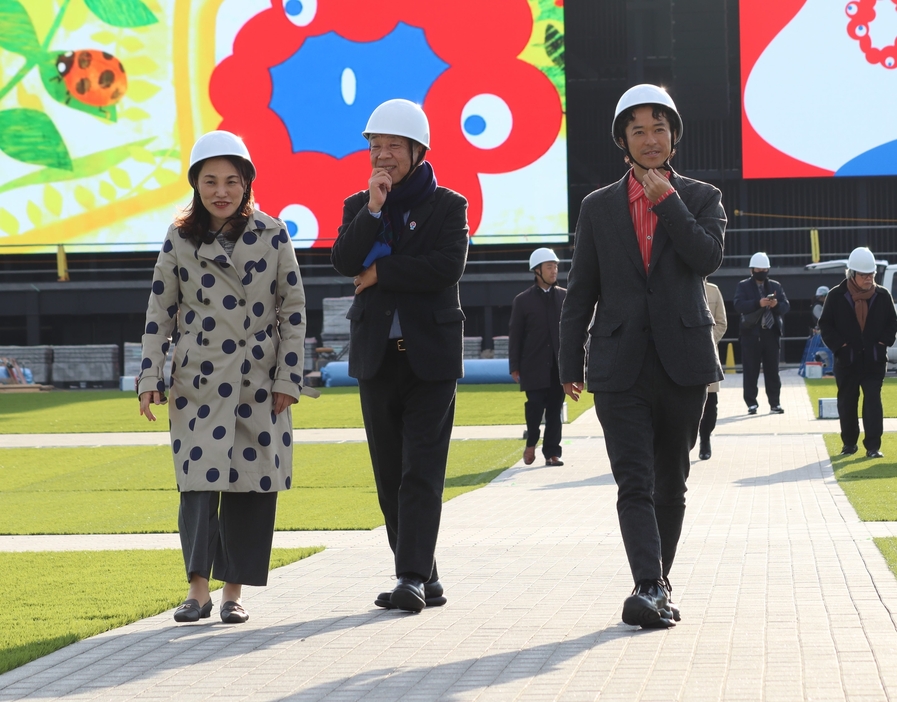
top-left (242, 380), bottom-right (250, 387)
top-left (200, 261), bottom-right (207, 268)
top-left (238, 299), bottom-right (246, 306)
top-left (202, 339), bottom-right (209, 346)
top-left (648, 288), bottom-right (654, 294)
top-left (203, 298), bottom-right (210, 305)
top-left (385, 310), bottom-right (392, 316)
top-left (200, 377), bottom-right (207, 384)
top-left (239, 340), bottom-right (246, 347)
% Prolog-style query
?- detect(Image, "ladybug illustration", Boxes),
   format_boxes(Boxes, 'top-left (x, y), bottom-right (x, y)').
top-left (55, 50), bottom-right (128, 108)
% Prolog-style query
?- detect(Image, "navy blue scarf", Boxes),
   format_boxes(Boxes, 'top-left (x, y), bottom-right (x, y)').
top-left (363, 161), bottom-right (437, 267)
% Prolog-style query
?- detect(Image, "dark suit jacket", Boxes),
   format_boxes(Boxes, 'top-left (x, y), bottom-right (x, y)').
top-left (331, 187), bottom-right (469, 381)
top-left (733, 278), bottom-right (790, 336)
top-left (559, 170), bottom-right (726, 392)
top-left (508, 283), bottom-right (566, 391)
top-left (819, 279), bottom-right (897, 369)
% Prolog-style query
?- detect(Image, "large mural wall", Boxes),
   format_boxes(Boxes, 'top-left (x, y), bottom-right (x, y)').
top-left (0, 0), bottom-right (566, 253)
top-left (741, 0), bottom-right (897, 179)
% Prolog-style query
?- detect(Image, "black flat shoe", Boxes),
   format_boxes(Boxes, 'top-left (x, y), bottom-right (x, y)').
top-left (840, 445), bottom-right (858, 456)
top-left (866, 450), bottom-right (884, 458)
top-left (220, 601), bottom-right (249, 623)
top-left (173, 598), bottom-right (212, 623)
top-left (375, 579), bottom-right (447, 609)
top-left (698, 440), bottom-right (711, 460)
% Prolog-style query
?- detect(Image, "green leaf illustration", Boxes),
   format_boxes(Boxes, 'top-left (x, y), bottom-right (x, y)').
top-left (0, 208), bottom-right (20, 235)
top-left (84, 0), bottom-right (158, 27)
top-left (98, 180), bottom-right (116, 200)
top-left (0, 0), bottom-right (42, 58)
top-left (26, 200), bottom-right (42, 226)
top-left (38, 60), bottom-right (118, 123)
top-left (0, 137), bottom-right (154, 195)
top-left (0, 108), bottom-right (72, 170)
top-left (74, 185), bottom-right (96, 210)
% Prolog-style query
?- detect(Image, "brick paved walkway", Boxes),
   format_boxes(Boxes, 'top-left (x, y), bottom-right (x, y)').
top-left (1, 371), bottom-right (897, 701)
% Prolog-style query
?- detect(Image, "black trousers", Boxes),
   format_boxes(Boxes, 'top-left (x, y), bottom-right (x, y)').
top-left (593, 342), bottom-right (707, 584)
top-left (524, 361), bottom-right (565, 459)
top-left (178, 491), bottom-right (277, 586)
top-left (834, 362), bottom-right (886, 451)
top-left (699, 391), bottom-right (718, 443)
top-left (741, 328), bottom-right (781, 407)
top-left (359, 343), bottom-right (457, 580)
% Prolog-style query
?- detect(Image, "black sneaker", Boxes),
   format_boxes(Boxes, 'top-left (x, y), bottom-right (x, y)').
top-left (747, 404), bottom-right (758, 415)
top-left (770, 405), bottom-right (785, 414)
top-left (866, 450), bottom-right (884, 458)
top-left (840, 445), bottom-right (859, 456)
top-left (622, 580), bottom-right (675, 629)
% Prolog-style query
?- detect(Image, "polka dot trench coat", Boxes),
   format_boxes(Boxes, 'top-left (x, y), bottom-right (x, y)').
top-left (137, 211), bottom-right (307, 493)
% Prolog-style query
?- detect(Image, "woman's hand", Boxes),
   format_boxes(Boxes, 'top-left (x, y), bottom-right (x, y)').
top-left (273, 392), bottom-right (298, 415)
top-left (139, 391), bottom-right (166, 421)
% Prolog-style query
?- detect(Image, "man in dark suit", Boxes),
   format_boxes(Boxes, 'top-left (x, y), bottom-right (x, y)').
top-left (559, 84), bottom-right (725, 629)
top-left (733, 252), bottom-right (790, 414)
top-left (819, 247), bottom-right (897, 458)
top-left (509, 248), bottom-right (567, 467)
top-left (331, 99), bottom-right (469, 613)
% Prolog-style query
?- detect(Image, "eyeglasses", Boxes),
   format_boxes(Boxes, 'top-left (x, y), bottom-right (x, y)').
top-left (855, 272), bottom-right (875, 279)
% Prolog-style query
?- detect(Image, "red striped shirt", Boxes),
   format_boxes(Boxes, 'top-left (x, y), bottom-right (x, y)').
top-left (627, 170), bottom-right (674, 273)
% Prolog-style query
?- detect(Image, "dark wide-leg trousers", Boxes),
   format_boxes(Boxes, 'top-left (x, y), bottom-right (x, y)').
top-left (741, 328), bottom-right (782, 407)
top-left (593, 342), bottom-right (707, 583)
top-left (359, 343), bottom-right (457, 581)
top-left (524, 361), bottom-right (565, 459)
top-left (178, 491), bottom-right (277, 586)
top-left (834, 363), bottom-right (886, 451)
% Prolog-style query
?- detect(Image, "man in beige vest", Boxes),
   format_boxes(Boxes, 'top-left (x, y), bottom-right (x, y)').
top-left (699, 281), bottom-right (728, 459)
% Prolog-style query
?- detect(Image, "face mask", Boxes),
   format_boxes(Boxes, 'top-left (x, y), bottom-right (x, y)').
top-left (752, 271), bottom-right (768, 282)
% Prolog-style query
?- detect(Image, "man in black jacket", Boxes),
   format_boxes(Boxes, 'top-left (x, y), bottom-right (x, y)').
top-left (509, 248), bottom-right (567, 467)
top-left (733, 252), bottom-right (790, 414)
top-left (559, 84), bottom-right (725, 629)
top-left (819, 247), bottom-right (897, 458)
top-left (331, 99), bottom-right (469, 612)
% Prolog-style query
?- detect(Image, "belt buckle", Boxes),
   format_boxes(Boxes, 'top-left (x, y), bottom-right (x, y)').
top-left (396, 338), bottom-right (405, 352)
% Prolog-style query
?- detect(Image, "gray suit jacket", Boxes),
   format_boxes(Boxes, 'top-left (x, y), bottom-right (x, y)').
top-left (559, 170), bottom-right (726, 392)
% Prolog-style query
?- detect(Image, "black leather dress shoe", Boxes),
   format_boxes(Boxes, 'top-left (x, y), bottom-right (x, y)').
top-left (840, 445), bottom-right (859, 456)
top-left (375, 579), bottom-right (446, 609)
top-left (866, 449), bottom-right (884, 458)
top-left (698, 440), bottom-right (711, 460)
top-left (622, 580), bottom-right (675, 629)
top-left (663, 577), bottom-right (681, 622)
top-left (770, 405), bottom-right (785, 414)
top-left (747, 404), bottom-right (758, 415)
top-left (389, 576), bottom-right (426, 612)
top-left (173, 598), bottom-right (212, 623)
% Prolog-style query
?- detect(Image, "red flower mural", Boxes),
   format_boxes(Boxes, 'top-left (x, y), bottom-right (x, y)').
top-left (210, 0), bottom-right (563, 247)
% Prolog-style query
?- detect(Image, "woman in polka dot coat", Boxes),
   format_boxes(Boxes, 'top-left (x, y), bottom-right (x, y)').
top-left (138, 131), bottom-right (307, 624)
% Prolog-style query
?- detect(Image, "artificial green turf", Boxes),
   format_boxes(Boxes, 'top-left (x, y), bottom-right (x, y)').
top-left (0, 439), bottom-right (521, 534)
top-left (874, 538), bottom-right (897, 580)
top-left (805, 377), bottom-right (897, 418)
top-left (824, 433), bottom-right (897, 521)
top-left (0, 386), bottom-right (592, 433)
top-left (0, 547), bottom-right (321, 676)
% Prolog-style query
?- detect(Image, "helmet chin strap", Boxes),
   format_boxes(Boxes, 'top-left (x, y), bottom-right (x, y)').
top-left (620, 138), bottom-right (675, 173)
top-left (202, 187), bottom-right (251, 243)
top-left (533, 266), bottom-right (557, 288)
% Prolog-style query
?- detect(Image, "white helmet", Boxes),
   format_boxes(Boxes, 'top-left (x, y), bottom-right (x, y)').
top-left (847, 247), bottom-right (876, 274)
top-left (612, 84), bottom-right (683, 147)
top-left (529, 248), bottom-right (560, 271)
top-left (188, 131), bottom-right (255, 184)
top-left (749, 252), bottom-right (771, 269)
top-left (815, 285), bottom-right (830, 297)
top-left (362, 99), bottom-right (430, 149)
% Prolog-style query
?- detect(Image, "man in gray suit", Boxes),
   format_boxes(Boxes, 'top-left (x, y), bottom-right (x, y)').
top-left (559, 84), bottom-right (725, 629)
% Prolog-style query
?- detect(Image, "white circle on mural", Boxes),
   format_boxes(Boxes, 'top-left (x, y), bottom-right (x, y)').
top-left (341, 67), bottom-right (357, 105)
top-left (279, 204), bottom-right (318, 248)
top-left (282, 0), bottom-right (316, 26)
top-left (460, 94), bottom-right (513, 150)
